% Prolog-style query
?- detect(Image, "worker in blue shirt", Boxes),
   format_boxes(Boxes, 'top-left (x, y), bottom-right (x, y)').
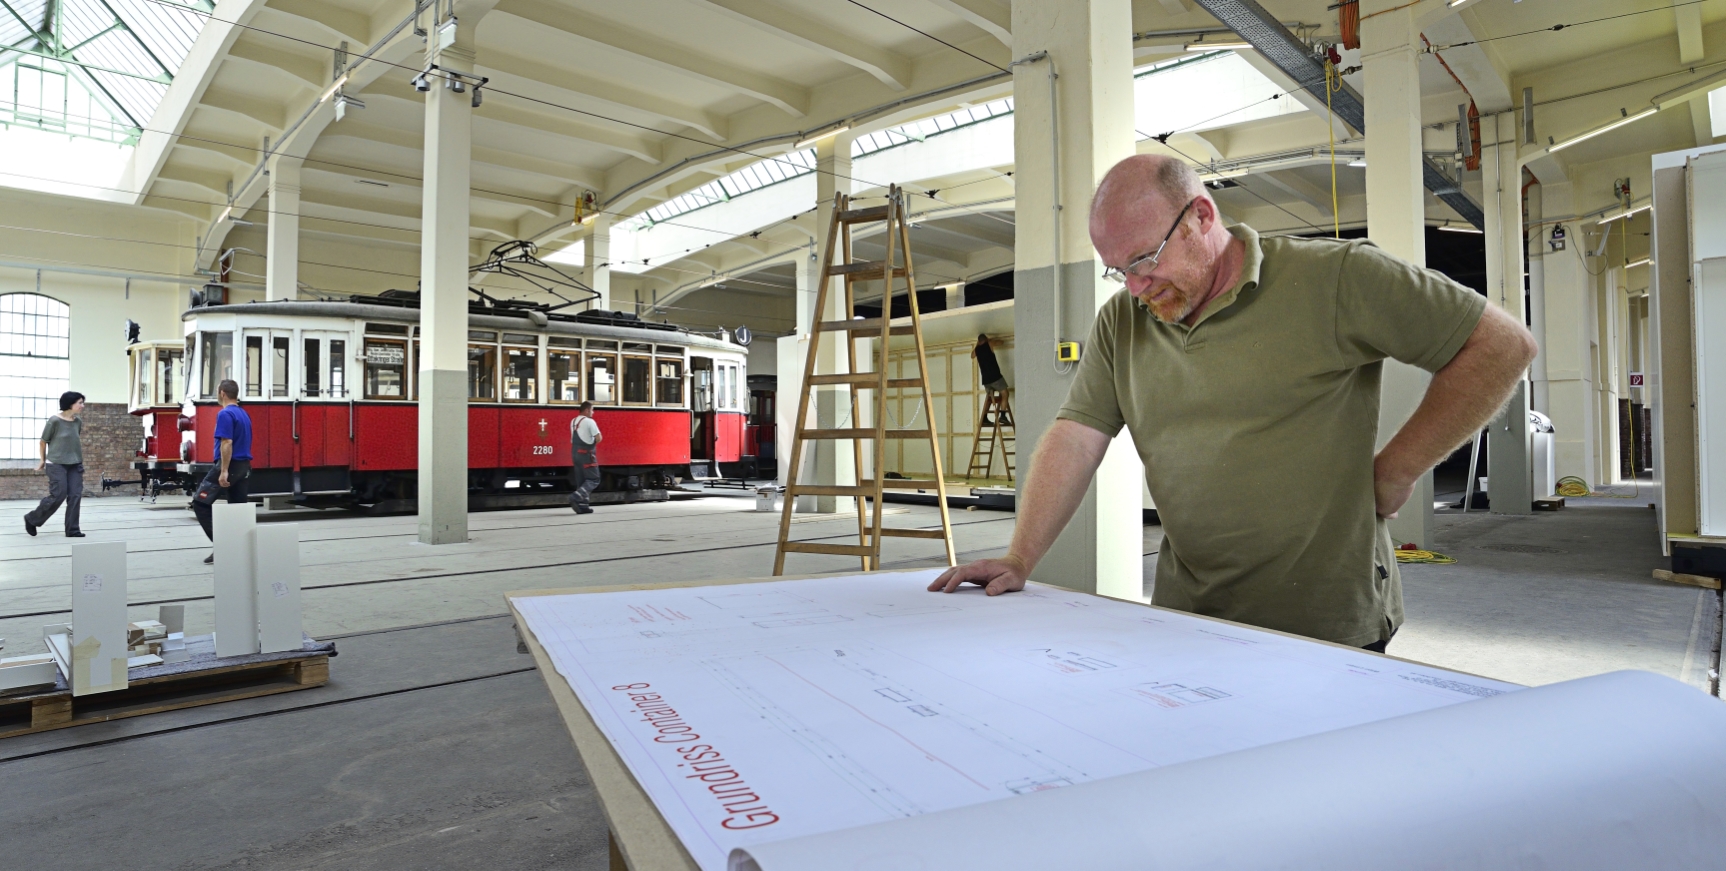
top-left (192, 379), bottom-right (253, 564)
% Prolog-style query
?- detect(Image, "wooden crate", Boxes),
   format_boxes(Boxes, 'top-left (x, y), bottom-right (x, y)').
top-left (0, 636), bottom-right (334, 740)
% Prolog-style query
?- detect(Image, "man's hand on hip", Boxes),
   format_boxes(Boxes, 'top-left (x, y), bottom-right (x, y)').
top-left (928, 554), bottom-right (1030, 596)
top-left (1373, 469), bottom-right (1415, 519)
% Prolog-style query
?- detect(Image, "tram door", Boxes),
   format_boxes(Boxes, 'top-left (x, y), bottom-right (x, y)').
top-left (298, 330), bottom-right (352, 469)
top-left (298, 331), bottom-right (349, 399)
top-left (241, 329), bottom-right (295, 401)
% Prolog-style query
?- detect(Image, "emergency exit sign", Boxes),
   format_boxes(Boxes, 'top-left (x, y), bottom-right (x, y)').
top-left (1630, 373), bottom-right (1645, 386)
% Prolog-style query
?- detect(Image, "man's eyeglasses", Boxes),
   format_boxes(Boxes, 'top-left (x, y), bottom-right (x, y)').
top-left (1101, 197), bottom-right (1197, 285)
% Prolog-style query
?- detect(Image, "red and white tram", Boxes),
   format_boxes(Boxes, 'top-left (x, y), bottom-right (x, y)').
top-left (126, 292), bottom-right (754, 508)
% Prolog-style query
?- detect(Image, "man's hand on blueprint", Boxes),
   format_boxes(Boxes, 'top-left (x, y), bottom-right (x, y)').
top-left (928, 554), bottom-right (1030, 596)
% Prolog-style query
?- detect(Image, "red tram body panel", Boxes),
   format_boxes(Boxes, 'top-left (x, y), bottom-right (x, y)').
top-left (125, 297), bottom-right (756, 506)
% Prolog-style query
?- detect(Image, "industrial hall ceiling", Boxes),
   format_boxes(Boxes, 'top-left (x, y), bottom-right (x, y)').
top-left (25, 0), bottom-right (1726, 308)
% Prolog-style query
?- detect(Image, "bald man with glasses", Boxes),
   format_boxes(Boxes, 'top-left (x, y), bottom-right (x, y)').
top-left (930, 154), bottom-right (1537, 653)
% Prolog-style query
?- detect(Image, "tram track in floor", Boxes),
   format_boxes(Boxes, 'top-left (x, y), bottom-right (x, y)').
top-left (0, 516), bottom-right (1019, 621)
top-left (0, 504), bottom-right (794, 563)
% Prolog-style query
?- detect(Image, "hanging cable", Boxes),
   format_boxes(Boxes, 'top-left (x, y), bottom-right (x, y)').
top-left (1325, 58), bottom-right (1341, 238)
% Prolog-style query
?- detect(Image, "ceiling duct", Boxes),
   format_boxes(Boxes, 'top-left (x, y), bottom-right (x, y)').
top-left (1189, 0), bottom-right (1485, 229)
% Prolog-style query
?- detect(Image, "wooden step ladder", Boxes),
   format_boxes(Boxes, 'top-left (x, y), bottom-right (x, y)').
top-left (966, 390), bottom-right (1016, 482)
top-left (773, 186), bottom-right (957, 574)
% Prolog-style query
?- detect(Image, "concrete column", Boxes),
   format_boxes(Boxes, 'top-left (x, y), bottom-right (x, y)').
top-left (1536, 180), bottom-right (1597, 484)
top-left (1527, 182), bottom-right (1549, 415)
top-left (585, 213), bottom-right (611, 310)
top-left (802, 134), bottom-right (855, 513)
top-left (416, 39), bottom-right (475, 546)
top-left (1361, 3), bottom-right (1434, 546)
top-left (778, 253), bottom-right (816, 494)
top-left (1011, 0), bottom-right (1141, 600)
top-left (945, 281), bottom-right (965, 311)
top-left (265, 155), bottom-right (300, 302)
top-left (1482, 114), bottom-right (1531, 515)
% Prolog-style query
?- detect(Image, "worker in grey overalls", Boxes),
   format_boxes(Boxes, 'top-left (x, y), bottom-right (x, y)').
top-left (570, 400), bottom-right (603, 514)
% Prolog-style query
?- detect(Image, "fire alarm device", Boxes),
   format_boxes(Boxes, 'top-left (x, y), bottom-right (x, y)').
top-left (1057, 342), bottom-right (1081, 363)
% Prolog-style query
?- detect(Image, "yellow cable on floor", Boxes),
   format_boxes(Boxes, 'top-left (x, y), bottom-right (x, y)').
top-left (1556, 475), bottom-right (1639, 498)
top-left (1396, 549), bottom-right (1456, 565)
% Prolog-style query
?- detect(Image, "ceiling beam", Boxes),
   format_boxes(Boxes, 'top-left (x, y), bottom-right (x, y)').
top-left (476, 54), bottom-right (726, 140)
top-left (223, 39), bottom-right (325, 91)
top-left (492, 0), bottom-right (809, 117)
top-left (301, 162), bottom-right (560, 219)
top-left (921, 0), bottom-right (1010, 48)
top-left (687, 0), bottom-right (911, 90)
top-left (1691, 93), bottom-right (1715, 148)
top-left (319, 126), bottom-right (607, 192)
top-left (475, 100), bottom-right (663, 164)
top-left (196, 87), bottom-right (288, 133)
top-left (1678, 3), bottom-right (1705, 63)
top-left (268, 0), bottom-right (372, 46)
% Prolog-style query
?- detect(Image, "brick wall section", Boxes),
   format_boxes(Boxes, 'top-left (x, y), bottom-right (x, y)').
top-left (0, 403), bottom-right (144, 500)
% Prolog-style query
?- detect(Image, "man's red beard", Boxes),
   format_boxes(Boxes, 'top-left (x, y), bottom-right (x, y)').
top-left (1134, 278), bottom-right (1205, 324)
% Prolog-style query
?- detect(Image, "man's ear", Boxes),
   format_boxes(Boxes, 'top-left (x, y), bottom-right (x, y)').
top-left (1192, 194), bottom-right (1218, 234)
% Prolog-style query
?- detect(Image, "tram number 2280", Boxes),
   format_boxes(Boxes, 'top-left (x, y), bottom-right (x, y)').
top-left (532, 445), bottom-right (554, 456)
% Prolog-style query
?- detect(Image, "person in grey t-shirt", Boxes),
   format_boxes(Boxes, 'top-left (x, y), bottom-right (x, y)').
top-left (24, 391), bottom-right (87, 538)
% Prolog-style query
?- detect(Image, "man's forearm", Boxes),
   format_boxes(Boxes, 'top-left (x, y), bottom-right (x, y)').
top-left (1005, 419), bottom-right (1111, 573)
top-left (219, 440), bottom-right (232, 474)
top-left (1378, 304), bottom-right (1539, 484)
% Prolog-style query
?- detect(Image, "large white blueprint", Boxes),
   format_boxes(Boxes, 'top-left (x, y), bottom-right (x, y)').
top-left (513, 570), bottom-right (1519, 871)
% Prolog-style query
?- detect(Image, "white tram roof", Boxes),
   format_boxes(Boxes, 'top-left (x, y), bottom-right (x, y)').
top-left (181, 300), bottom-right (747, 356)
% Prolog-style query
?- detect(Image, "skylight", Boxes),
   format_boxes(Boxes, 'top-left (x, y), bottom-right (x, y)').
top-left (622, 99), bottom-right (1016, 233)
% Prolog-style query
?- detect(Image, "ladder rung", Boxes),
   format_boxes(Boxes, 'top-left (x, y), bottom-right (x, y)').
top-left (788, 484), bottom-right (875, 497)
top-left (831, 261), bottom-right (908, 280)
top-left (881, 479), bottom-right (943, 490)
top-left (838, 205), bottom-right (889, 223)
top-left (781, 542), bottom-right (876, 557)
top-left (812, 319), bottom-right (915, 336)
top-left (803, 374), bottom-right (926, 389)
top-left (878, 527), bottom-right (948, 539)
top-left (883, 429), bottom-right (933, 439)
top-left (800, 428), bottom-right (877, 440)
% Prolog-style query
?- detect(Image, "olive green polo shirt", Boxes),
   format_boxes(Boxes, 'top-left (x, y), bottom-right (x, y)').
top-left (1058, 225), bottom-right (1486, 646)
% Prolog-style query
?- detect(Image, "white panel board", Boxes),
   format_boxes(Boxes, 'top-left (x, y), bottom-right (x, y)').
top-left (513, 571), bottom-right (1518, 871)
top-left (1696, 257), bottom-right (1726, 536)
top-left (254, 523), bottom-right (303, 654)
top-left (212, 502), bottom-right (259, 657)
top-left (69, 541), bottom-right (128, 696)
top-left (734, 671), bottom-right (1726, 871)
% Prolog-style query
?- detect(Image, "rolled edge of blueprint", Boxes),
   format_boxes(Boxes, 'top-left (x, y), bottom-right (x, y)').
top-left (730, 670), bottom-right (1726, 871)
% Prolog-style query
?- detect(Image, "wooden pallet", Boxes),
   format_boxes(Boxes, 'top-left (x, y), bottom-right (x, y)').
top-left (0, 635), bottom-right (334, 740)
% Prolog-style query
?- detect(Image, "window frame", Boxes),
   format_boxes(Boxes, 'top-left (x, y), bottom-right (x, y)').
top-left (548, 349), bottom-right (582, 404)
top-left (501, 341), bottom-right (540, 403)
top-left (620, 353), bottom-right (654, 406)
top-left (362, 337), bottom-right (408, 400)
top-left (586, 353), bottom-right (619, 405)
top-left (655, 357), bottom-right (685, 407)
top-left (467, 343), bottom-right (499, 402)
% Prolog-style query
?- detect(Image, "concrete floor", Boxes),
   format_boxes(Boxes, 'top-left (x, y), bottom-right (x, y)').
top-left (0, 490), bottom-right (1714, 869)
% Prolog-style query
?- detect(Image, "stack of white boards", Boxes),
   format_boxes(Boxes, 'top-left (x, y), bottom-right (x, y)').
top-left (512, 569), bottom-right (1726, 871)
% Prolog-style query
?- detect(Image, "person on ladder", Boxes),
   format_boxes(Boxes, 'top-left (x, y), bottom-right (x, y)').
top-left (570, 401), bottom-right (603, 515)
top-left (973, 334), bottom-right (1009, 420)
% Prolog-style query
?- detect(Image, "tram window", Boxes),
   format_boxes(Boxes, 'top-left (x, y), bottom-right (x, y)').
top-left (588, 340), bottom-right (618, 351)
top-left (158, 348), bottom-right (181, 405)
top-left (199, 332), bottom-right (233, 399)
top-left (410, 340), bottom-right (419, 400)
top-left (363, 339), bottom-right (406, 399)
top-left (656, 358), bottom-right (684, 406)
top-left (503, 346), bottom-right (538, 402)
top-left (548, 336), bottom-right (581, 349)
top-left (302, 338), bottom-right (320, 397)
top-left (622, 355), bottom-right (652, 405)
top-left (624, 342), bottom-right (653, 354)
top-left (502, 332), bottom-right (538, 345)
top-left (468, 330), bottom-right (497, 342)
top-left (133, 348), bottom-right (153, 408)
top-left (587, 354), bottom-right (617, 404)
top-left (548, 350), bottom-right (580, 402)
top-left (244, 336), bottom-right (264, 397)
top-left (366, 323), bottom-right (408, 336)
top-left (468, 344), bottom-right (498, 401)
top-left (656, 345), bottom-right (684, 356)
top-left (328, 340), bottom-right (346, 398)
top-left (269, 337), bottom-right (288, 398)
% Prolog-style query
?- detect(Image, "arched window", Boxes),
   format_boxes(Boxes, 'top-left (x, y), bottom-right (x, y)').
top-left (0, 292), bottom-right (71, 460)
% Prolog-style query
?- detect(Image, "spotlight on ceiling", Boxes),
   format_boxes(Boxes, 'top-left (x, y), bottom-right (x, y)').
top-left (412, 73), bottom-right (429, 92)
